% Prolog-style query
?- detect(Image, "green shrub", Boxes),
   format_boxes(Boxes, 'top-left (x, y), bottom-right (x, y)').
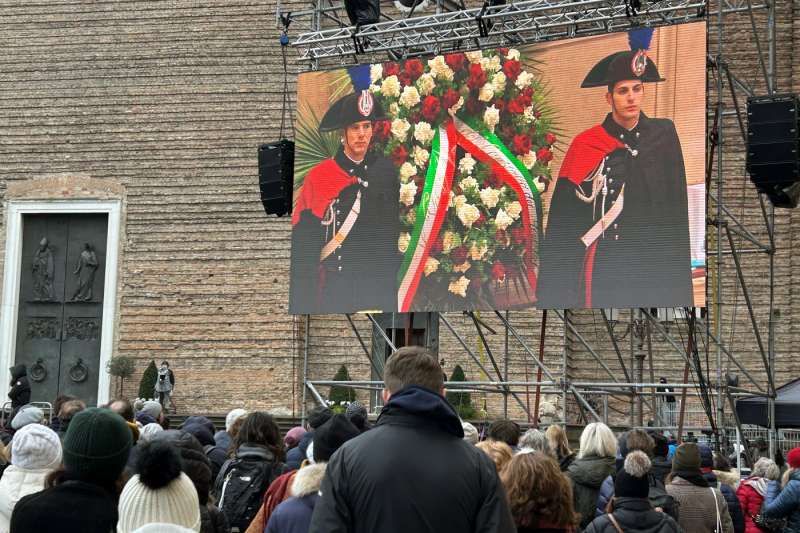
top-left (106, 356), bottom-right (135, 397)
top-left (446, 364), bottom-right (476, 419)
top-left (329, 364), bottom-right (356, 407)
top-left (138, 360), bottom-right (158, 399)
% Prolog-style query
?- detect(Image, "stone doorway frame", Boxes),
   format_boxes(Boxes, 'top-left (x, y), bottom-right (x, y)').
top-left (0, 200), bottom-right (122, 406)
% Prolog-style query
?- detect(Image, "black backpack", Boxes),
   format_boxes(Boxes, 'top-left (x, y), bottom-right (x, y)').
top-left (648, 474), bottom-right (679, 520)
top-left (216, 455), bottom-right (283, 531)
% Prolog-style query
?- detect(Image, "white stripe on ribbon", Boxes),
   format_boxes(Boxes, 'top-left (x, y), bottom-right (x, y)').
top-left (398, 125), bottom-right (452, 308)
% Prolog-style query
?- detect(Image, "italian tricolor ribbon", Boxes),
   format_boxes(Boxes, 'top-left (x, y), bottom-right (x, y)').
top-left (397, 117), bottom-right (543, 312)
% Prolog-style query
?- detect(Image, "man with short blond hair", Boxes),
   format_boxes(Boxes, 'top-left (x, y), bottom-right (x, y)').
top-left (309, 346), bottom-right (514, 533)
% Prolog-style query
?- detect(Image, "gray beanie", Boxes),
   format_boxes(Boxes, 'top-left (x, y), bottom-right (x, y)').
top-left (11, 405), bottom-right (44, 430)
top-left (140, 401), bottom-right (162, 420)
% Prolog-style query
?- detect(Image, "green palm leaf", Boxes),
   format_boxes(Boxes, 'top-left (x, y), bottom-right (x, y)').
top-left (329, 70), bottom-right (355, 103)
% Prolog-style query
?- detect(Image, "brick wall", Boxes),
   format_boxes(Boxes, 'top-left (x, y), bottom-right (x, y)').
top-left (0, 0), bottom-right (796, 424)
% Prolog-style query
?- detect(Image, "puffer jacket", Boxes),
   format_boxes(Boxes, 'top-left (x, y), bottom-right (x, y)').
top-left (583, 497), bottom-right (684, 533)
top-left (7, 365), bottom-right (30, 410)
top-left (566, 454), bottom-right (615, 529)
top-left (763, 469), bottom-right (800, 533)
top-left (265, 463), bottom-right (326, 533)
top-left (705, 470), bottom-right (745, 533)
top-left (736, 476), bottom-right (769, 533)
top-left (0, 465), bottom-right (50, 533)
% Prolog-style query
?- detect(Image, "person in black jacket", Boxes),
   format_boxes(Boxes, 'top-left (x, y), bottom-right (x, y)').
top-left (7, 364), bottom-right (31, 422)
top-left (700, 444), bottom-right (745, 533)
top-left (308, 346), bottom-right (515, 533)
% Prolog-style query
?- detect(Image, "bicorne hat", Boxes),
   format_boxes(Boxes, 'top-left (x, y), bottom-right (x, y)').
top-left (319, 89), bottom-right (386, 132)
top-left (581, 28), bottom-right (665, 89)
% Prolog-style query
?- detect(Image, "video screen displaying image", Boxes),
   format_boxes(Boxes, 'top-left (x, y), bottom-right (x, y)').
top-left (289, 22), bottom-right (706, 314)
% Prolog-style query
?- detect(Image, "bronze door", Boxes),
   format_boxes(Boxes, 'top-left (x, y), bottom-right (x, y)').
top-left (14, 214), bottom-right (107, 406)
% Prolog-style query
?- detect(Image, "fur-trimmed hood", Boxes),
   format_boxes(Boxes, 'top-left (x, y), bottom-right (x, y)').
top-left (290, 463), bottom-right (326, 498)
top-left (714, 469), bottom-right (740, 489)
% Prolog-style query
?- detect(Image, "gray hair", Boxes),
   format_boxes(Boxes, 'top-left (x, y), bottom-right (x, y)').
top-left (518, 429), bottom-right (552, 456)
top-left (578, 422), bottom-right (617, 459)
top-left (752, 457), bottom-right (780, 481)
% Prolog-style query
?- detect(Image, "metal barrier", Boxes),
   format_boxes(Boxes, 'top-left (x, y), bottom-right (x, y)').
top-left (1, 401), bottom-right (53, 427)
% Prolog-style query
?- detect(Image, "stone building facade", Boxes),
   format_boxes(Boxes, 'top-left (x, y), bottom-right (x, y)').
top-left (1, 1), bottom-right (799, 425)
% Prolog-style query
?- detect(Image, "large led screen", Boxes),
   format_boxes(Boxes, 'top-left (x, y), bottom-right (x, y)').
top-left (290, 22), bottom-right (706, 314)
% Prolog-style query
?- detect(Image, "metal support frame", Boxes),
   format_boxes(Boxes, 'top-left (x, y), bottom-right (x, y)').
top-left (292, 0), bottom-right (780, 448)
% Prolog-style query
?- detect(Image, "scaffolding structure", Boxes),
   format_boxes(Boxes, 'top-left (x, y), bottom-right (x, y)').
top-left (281, 0), bottom-right (781, 454)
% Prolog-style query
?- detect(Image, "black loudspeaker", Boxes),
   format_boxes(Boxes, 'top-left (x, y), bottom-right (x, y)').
top-left (747, 94), bottom-right (800, 208)
top-left (259, 140), bottom-right (295, 217)
top-left (344, 0), bottom-right (380, 25)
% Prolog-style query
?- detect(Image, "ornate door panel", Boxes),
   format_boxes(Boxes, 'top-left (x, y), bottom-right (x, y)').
top-left (14, 214), bottom-right (107, 406)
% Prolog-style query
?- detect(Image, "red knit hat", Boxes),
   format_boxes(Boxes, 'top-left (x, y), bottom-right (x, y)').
top-left (788, 447), bottom-right (800, 469)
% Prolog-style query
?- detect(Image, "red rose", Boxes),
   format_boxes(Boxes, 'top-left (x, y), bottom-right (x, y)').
top-left (442, 88), bottom-right (460, 110)
top-left (497, 47), bottom-right (509, 56)
top-left (430, 235), bottom-right (443, 255)
top-left (502, 59), bottom-right (521, 81)
top-left (405, 59), bottom-right (424, 81)
top-left (421, 95), bottom-right (441, 122)
top-left (517, 93), bottom-right (531, 107)
top-left (373, 120), bottom-right (391, 141)
top-left (391, 145), bottom-right (408, 166)
top-left (534, 110), bottom-right (542, 119)
top-left (527, 125), bottom-right (537, 138)
top-left (467, 63), bottom-right (487, 90)
top-left (545, 132), bottom-right (557, 146)
top-left (537, 147), bottom-right (553, 164)
top-left (493, 98), bottom-right (505, 112)
top-left (465, 96), bottom-right (483, 115)
top-left (451, 245), bottom-right (468, 265)
top-left (507, 99), bottom-right (525, 114)
top-left (384, 62), bottom-right (400, 77)
top-left (398, 72), bottom-right (412, 87)
top-left (495, 229), bottom-right (508, 244)
top-left (445, 53), bottom-right (466, 72)
top-left (511, 226), bottom-right (526, 245)
top-left (512, 134), bottom-right (531, 155)
top-left (474, 212), bottom-right (486, 226)
top-left (408, 111), bottom-right (421, 124)
top-left (522, 87), bottom-right (534, 99)
top-left (491, 261), bottom-right (506, 282)
top-left (500, 125), bottom-right (515, 141)
top-left (488, 172), bottom-right (502, 188)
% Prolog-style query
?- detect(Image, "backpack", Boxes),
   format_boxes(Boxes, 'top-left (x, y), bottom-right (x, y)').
top-left (648, 474), bottom-right (679, 520)
top-left (216, 454), bottom-right (283, 532)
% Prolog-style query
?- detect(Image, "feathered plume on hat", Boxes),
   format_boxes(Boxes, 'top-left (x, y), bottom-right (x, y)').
top-left (628, 27), bottom-right (654, 51)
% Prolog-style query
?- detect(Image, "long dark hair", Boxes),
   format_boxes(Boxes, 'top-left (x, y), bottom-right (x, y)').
top-left (232, 411), bottom-right (284, 461)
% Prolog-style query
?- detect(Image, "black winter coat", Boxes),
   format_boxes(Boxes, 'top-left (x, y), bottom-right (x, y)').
top-left (704, 471), bottom-right (745, 533)
top-left (7, 364), bottom-right (30, 409)
top-left (11, 480), bottom-right (118, 533)
top-left (200, 503), bottom-right (230, 533)
top-left (583, 497), bottom-right (684, 533)
top-left (308, 386), bottom-right (515, 533)
top-left (650, 457), bottom-right (672, 485)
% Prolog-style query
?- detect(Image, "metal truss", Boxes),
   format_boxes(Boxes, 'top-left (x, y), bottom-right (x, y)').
top-left (292, 0), bottom-right (781, 456)
top-left (286, 0), bottom-right (766, 64)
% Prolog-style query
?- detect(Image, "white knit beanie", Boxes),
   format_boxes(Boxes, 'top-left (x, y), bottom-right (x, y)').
top-left (139, 422), bottom-right (164, 443)
top-left (133, 524), bottom-right (197, 533)
top-left (11, 423), bottom-right (62, 470)
top-left (225, 408), bottom-right (247, 432)
top-left (118, 442), bottom-right (201, 533)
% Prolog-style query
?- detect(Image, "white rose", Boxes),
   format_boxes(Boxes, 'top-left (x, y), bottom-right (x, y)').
top-left (416, 73), bottom-right (436, 96)
top-left (495, 208), bottom-right (514, 230)
top-left (405, 209), bottom-right (417, 225)
top-left (457, 203), bottom-right (481, 228)
top-left (520, 150), bottom-right (537, 169)
top-left (523, 105), bottom-right (536, 124)
top-left (533, 176), bottom-right (547, 193)
top-left (479, 187), bottom-right (501, 208)
top-left (448, 96), bottom-right (464, 116)
top-left (369, 84), bottom-right (381, 93)
top-left (478, 82), bottom-right (494, 103)
top-left (465, 51), bottom-right (483, 64)
top-left (459, 153), bottom-right (476, 175)
top-left (424, 257), bottom-right (440, 277)
top-left (515, 70), bottom-right (534, 89)
top-left (413, 122), bottom-right (435, 145)
top-left (460, 176), bottom-right (478, 191)
top-left (492, 71), bottom-right (507, 93)
top-left (399, 85), bottom-right (421, 108)
top-left (469, 242), bottom-right (489, 261)
top-left (370, 63), bottom-right (383, 83)
top-left (481, 55), bottom-right (502, 73)
top-left (399, 161), bottom-right (417, 182)
top-left (483, 105), bottom-right (500, 132)
top-left (399, 181), bottom-right (418, 206)
top-left (398, 232), bottom-right (411, 253)
top-left (427, 56), bottom-right (454, 81)
top-left (507, 48), bottom-right (520, 60)
top-left (413, 146), bottom-right (430, 167)
top-left (451, 194), bottom-right (468, 209)
top-left (381, 75), bottom-right (401, 98)
top-left (506, 201), bottom-right (522, 220)
top-left (448, 276), bottom-right (471, 297)
top-left (442, 231), bottom-right (457, 253)
top-left (391, 118), bottom-right (411, 141)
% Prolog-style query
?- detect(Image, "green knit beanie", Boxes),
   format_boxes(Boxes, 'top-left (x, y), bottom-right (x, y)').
top-left (672, 442), bottom-right (702, 472)
top-left (63, 407), bottom-right (132, 483)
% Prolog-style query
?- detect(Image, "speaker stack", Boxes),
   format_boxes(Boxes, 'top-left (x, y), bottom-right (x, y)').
top-left (258, 140), bottom-right (295, 217)
top-left (747, 94), bottom-right (800, 208)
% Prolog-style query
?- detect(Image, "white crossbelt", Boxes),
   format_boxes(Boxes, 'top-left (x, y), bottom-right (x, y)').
top-left (320, 190), bottom-right (362, 261)
top-left (580, 185), bottom-right (624, 248)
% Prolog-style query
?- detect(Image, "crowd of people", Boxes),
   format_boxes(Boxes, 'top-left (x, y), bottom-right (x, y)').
top-left (0, 347), bottom-right (799, 533)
